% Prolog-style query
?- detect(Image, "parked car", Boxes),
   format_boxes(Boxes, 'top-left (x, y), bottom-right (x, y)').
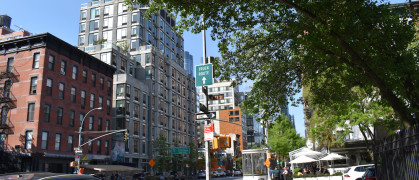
top-left (356, 167), bottom-right (376, 180)
top-left (218, 171), bottom-right (226, 177)
top-left (225, 170), bottom-right (232, 176)
top-left (343, 164), bottom-right (374, 180)
top-left (233, 169), bottom-right (242, 176)
top-left (210, 171), bottom-right (218, 178)
top-left (198, 171), bottom-right (206, 179)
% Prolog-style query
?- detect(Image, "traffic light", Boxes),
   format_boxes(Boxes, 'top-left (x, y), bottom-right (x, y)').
top-left (124, 132), bottom-right (128, 141)
top-left (212, 138), bottom-right (219, 150)
top-left (226, 136), bottom-right (231, 148)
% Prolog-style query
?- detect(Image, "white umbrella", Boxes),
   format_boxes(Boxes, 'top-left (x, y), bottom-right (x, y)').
top-left (293, 149), bottom-right (323, 158)
top-left (320, 153), bottom-right (347, 161)
top-left (319, 153), bottom-right (347, 174)
top-left (290, 155), bottom-right (318, 164)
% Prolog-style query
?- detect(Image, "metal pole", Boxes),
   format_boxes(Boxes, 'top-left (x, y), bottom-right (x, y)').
top-left (202, 14), bottom-right (210, 180)
top-left (76, 107), bottom-right (102, 173)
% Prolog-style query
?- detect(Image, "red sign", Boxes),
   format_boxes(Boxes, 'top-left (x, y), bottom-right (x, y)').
top-left (204, 124), bottom-right (214, 141)
top-left (204, 124), bottom-right (213, 133)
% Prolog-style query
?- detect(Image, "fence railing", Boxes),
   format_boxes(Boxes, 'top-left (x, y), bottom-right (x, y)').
top-left (373, 124), bottom-right (419, 180)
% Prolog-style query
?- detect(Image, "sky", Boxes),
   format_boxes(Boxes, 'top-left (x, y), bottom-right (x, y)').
top-left (0, 0), bottom-right (409, 138)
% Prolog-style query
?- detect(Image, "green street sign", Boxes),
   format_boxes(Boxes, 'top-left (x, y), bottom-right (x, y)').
top-left (195, 64), bottom-right (213, 87)
top-left (171, 147), bottom-right (190, 154)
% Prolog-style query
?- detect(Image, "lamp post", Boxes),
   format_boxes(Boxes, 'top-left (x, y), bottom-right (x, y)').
top-left (76, 107), bottom-right (102, 173)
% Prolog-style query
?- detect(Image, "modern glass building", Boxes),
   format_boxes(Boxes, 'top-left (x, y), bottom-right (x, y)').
top-left (77, 0), bottom-right (197, 170)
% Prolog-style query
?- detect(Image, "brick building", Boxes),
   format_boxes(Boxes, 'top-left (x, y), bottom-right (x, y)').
top-left (216, 107), bottom-right (247, 154)
top-left (0, 33), bottom-right (115, 173)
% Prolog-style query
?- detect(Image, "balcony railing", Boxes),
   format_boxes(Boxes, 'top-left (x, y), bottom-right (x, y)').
top-left (0, 90), bottom-right (16, 108)
top-left (0, 66), bottom-right (19, 82)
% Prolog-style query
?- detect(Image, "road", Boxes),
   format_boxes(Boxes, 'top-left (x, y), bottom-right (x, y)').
top-left (195, 176), bottom-right (243, 180)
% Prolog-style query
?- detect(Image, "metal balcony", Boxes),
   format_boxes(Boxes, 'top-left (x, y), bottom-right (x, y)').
top-left (0, 66), bottom-right (19, 82)
top-left (0, 90), bottom-right (16, 109)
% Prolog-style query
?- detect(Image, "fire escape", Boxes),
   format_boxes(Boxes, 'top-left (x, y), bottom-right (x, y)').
top-left (0, 64), bottom-right (19, 149)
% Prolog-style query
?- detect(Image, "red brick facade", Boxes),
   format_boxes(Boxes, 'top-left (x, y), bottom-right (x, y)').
top-left (218, 107), bottom-right (246, 151)
top-left (0, 33), bottom-right (115, 172)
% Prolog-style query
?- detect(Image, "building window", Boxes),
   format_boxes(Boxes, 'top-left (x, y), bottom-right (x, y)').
top-left (30, 77), bottom-right (38, 94)
top-left (106, 119), bottom-right (110, 131)
top-left (71, 87), bottom-right (77, 103)
top-left (44, 104), bottom-right (51, 122)
top-left (89, 116), bottom-right (94, 130)
top-left (81, 91), bottom-right (86, 108)
top-left (68, 135), bottom-right (73, 152)
top-left (105, 140), bottom-right (109, 155)
top-left (90, 93), bottom-right (95, 108)
top-left (47, 55), bottom-right (55, 70)
top-left (41, 131), bottom-right (48, 150)
top-left (106, 99), bottom-right (111, 115)
top-left (98, 117), bottom-right (102, 131)
top-left (107, 81), bottom-right (112, 96)
top-left (126, 85), bottom-right (131, 98)
top-left (90, 7), bottom-right (100, 18)
top-left (142, 141), bottom-right (146, 154)
top-left (97, 140), bottom-right (102, 154)
top-left (91, 73), bottom-right (96, 87)
top-left (116, 84), bottom-right (125, 98)
top-left (116, 100), bottom-right (125, 115)
top-left (99, 96), bottom-right (103, 108)
top-left (60, 60), bottom-right (67, 75)
top-left (72, 66), bottom-right (78, 80)
top-left (55, 134), bottom-right (61, 151)
top-left (46, 78), bottom-right (53, 96)
top-left (99, 77), bottom-right (104, 90)
top-left (58, 83), bottom-right (65, 99)
top-left (134, 139), bottom-right (139, 153)
top-left (33, 53), bottom-right (40, 69)
top-left (88, 137), bottom-right (93, 153)
top-left (57, 107), bottom-right (63, 124)
top-left (81, 10), bottom-right (87, 20)
top-left (82, 70), bottom-right (87, 83)
top-left (89, 20), bottom-right (99, 31)
top-left (27, 103), bottom-right (35, 122)
top-left (70, 110), bottom-right (75, 127)
top-left (25, 131), bottom-right (33, 150)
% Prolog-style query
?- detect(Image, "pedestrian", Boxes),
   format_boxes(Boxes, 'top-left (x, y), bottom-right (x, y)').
top-left (282, 167), bottom-right (291, 180)
top-left (271, 167), bottom-right (281, 180)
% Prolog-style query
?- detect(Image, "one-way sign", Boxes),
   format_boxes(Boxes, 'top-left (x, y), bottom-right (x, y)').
top-left (196, 112), bottom-right (216, 120)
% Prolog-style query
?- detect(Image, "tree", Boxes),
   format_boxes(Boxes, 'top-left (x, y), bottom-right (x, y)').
top-left (124, 0), bottom-right (419, 127)
top-left (306, 85), bottom-right (400, 151)
top-left (268, 116), bottom-right (306, 161)
top-left (155, 134), bottom-right (170, 172)
top-left (183, 142), bottom-right (199, 175)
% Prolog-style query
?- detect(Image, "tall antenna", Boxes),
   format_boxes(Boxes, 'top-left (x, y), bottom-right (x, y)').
top-left (14, 25), bottom-right (24, 31)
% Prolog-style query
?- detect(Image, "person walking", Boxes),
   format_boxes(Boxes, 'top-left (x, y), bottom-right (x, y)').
top-left (282, 167), bottom-right (291, 180)
top-left (272, 167), bottom-right (281, 180)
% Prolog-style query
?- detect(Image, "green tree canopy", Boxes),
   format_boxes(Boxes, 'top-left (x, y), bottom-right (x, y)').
top-left (125, 0), bottom-right (419, 127)
top-left (268, 116), bottom-right (306, 159)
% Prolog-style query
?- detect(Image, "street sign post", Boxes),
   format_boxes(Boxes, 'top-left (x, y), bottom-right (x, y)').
top-left (149, 159), bottom-right (156, 167)
top-left (195, 64), bottom-right (213, 87)
top-left (196, 112), bottom-right (216, 120)
top-left (171, 147), bottom-right (190, 154)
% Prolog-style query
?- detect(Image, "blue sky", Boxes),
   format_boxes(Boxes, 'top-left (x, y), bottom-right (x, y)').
top-left (1, 0), bottom-right (408, 138)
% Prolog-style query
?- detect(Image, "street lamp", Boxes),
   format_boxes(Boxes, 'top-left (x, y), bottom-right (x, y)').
top-left (76, 107), bottom-right (102, 173)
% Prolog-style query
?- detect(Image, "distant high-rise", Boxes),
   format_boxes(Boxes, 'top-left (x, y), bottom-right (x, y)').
top-left (78, 0), bottom-right (197, 170)
top-left (184, 51), bottom-right (193, 75)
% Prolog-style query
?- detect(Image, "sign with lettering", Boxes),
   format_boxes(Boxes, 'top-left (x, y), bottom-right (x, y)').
top-left (195, 64), bottom-right (213, 87)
